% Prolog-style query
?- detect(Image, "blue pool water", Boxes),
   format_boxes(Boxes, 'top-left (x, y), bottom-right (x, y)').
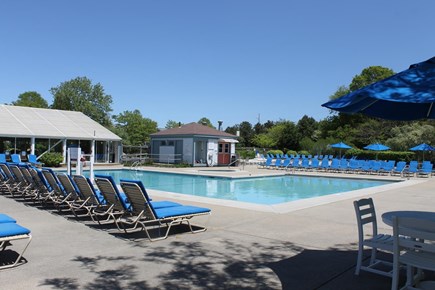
top-left (87, 169), bottom-right (394, 205)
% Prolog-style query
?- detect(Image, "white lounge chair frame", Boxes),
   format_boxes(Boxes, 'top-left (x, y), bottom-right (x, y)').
top-left (0, 228), bottom-right (32, 270)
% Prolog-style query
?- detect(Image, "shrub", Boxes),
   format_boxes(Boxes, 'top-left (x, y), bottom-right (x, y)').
top-left (267, 149), bottom-right (283, 157)
top-left (286, 150), bottom-right (298, 156)
top-left (298, 150), bottom-right (311, 157)
top-left (40, 152), bottom-right (63, 167)
top-left (237, 149), bottom-right (256, 159)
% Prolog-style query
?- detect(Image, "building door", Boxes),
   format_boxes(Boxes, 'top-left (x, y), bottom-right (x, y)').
top-left (218, 143), bottom-right (230, 165)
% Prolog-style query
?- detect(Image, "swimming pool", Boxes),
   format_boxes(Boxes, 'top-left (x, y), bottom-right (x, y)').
top-left (89, 170), bottom-right (394, 205)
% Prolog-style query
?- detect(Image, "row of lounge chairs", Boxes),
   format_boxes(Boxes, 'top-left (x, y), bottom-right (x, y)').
top-left (259, 157), bottom-right (434, 177)
top-left (248, 153), bottom-right (336, 165)
top-left (265, 153), bottom-right (336, 160)
top-left (0, 162), bottom-right (211, 243)
top-left (0, 153), bottom-right (42, 166)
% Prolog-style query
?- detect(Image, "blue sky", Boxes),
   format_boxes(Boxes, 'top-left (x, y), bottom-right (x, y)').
top-left (1, 1), bottom-right (434, 129)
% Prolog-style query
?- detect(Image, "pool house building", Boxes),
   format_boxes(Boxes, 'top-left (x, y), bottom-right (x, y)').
top-left (0, 105), bottom-right (122, 164)
top-left (150, 122), bottom-right (238, 166)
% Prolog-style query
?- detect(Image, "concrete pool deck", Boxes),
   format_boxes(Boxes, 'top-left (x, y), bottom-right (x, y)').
top-left (1, 164), bottom-right (434, 289)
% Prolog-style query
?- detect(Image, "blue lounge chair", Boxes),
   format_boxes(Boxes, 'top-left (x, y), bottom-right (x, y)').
top-left (10, 154), bottom-right (25, 164)
top-left (0, 154), bottom-right (6, 163)
top-left (404, 161), bottom-right (419, 177)
top-left (72, 175), bottom-right (110, 221)
top-left (379, 160), bottom-right (395, 175)
top-left (259, 157), bottom-right (273, 168)
top-left (0, 163), bottom-right (19, 195)
top-left (328, 159), bottom-right (340, 172)
top-left (287, 157), bottom-right (300, 171)
top-left (358, 160), bottom-right (373, 174)
top-left (27, 154), bottom-right (42, 166)
top-left (417, 162), bottom-right (433, 178)
top-left (8, 164), bottom-right (35, 198)
top-left (391, 161), bottom-right (407, 176)
top-left (11, 154), bottom-right (20, 163)
top-left (347, 159), bottom-right (360, 173)
top-left (319, 158), bottom-right (329, 171)
top-left (299, 158), bottom-right (310, 171)
top-left (119, 179), bottom-right (211, 241)
top-left (0, 214), bottom-right (16, 223)
top-left (272, 158), bottom-right (282, 169)
top-left (339, 159), bottom-right (348, 172)
top-left (279, 158), bottom-right (291, 170)
top-left (56, 173), bottom-right (95, 217)
top-left (369, 161), bottom-right (382, 175)
top-left (0, 222), bottom-right (32, 269)
top-left (41, 169), bottom-right (75, 209)
top-left (309, 158), bottom-right (319, 171)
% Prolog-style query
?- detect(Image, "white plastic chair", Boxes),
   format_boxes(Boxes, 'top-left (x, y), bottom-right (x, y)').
top-left (391, 216), bottom-right (435, 290)
top-left (354, 198), bottom-right (394, 277)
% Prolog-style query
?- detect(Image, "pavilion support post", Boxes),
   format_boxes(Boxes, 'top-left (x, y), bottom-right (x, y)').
top-left (30, 137), bottom-right (35, 155)
top-left (62, 139), bottom-right (67, 164)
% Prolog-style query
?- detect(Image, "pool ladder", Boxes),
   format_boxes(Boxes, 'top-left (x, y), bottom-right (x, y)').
top-left (131, 160), bottom-right (144, 171)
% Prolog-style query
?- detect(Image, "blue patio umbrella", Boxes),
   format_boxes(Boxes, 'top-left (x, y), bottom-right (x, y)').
top-left (364, 143), bottom-right (390, 160)
top-left (409, 143), bottom-right (435, 151)
top-left (364, 143), bottom-right (390, 151)
top-left (409, 143), bottom-right (434, 161)
top-left (331, 141), bottom-right (352, 149)
top-left (330, 142), bottom-right (352, 158)
top-left (322, 56), bottom-right (435, 120)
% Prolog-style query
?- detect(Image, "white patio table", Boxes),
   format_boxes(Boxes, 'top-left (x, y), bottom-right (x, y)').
top-left (382, 210), bottom-right (435, 289)
top-left (382, 211), bottom-right (435, 226)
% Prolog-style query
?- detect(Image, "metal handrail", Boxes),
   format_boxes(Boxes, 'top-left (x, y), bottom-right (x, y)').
top-left (228, 158), bottom-right (245, 170)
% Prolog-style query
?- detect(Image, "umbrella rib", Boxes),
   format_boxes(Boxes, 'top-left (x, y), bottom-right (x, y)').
top-left (427, 103), bottom-right (433, 118)
top-left (360, 99), bottom-right (379, 112)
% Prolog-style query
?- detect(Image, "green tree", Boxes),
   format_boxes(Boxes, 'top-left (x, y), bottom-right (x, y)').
top-left (251, 133), bottom-right (275, 149)
top-left (50, 76), bottom-right (113, 127)
top-left (263, 120), bottom-right (275, 130)
top-left (12, 91), bottom-right (48, 108)
top-left (297, 115), bottom-right (318, 141)
top-left (329, 85), bottom-right (350, 101)
top-left (197, 117), bottom-right (215, 128)
top-left (165, 120), bottom-right (182, 129)
top-left (268, 120), bottom-right (299, 151)
top-left (112, 110), bottom-right (158, 145)
top-left (225, 125), bottom-right (239, 136)
top-left (386, 123), bottom-right (435, 151)
top-left (349, 66), bottom-right (395, 91)
top-left (299, 137), bottom-right (315, 153)
top-left (253, 122), bottom-right (265, 135)
top-left (239, 121), bottom-right (253, 147)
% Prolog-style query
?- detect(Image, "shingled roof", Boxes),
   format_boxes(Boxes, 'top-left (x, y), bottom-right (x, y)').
top-left (150, 122), bottom-right (237, 138)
